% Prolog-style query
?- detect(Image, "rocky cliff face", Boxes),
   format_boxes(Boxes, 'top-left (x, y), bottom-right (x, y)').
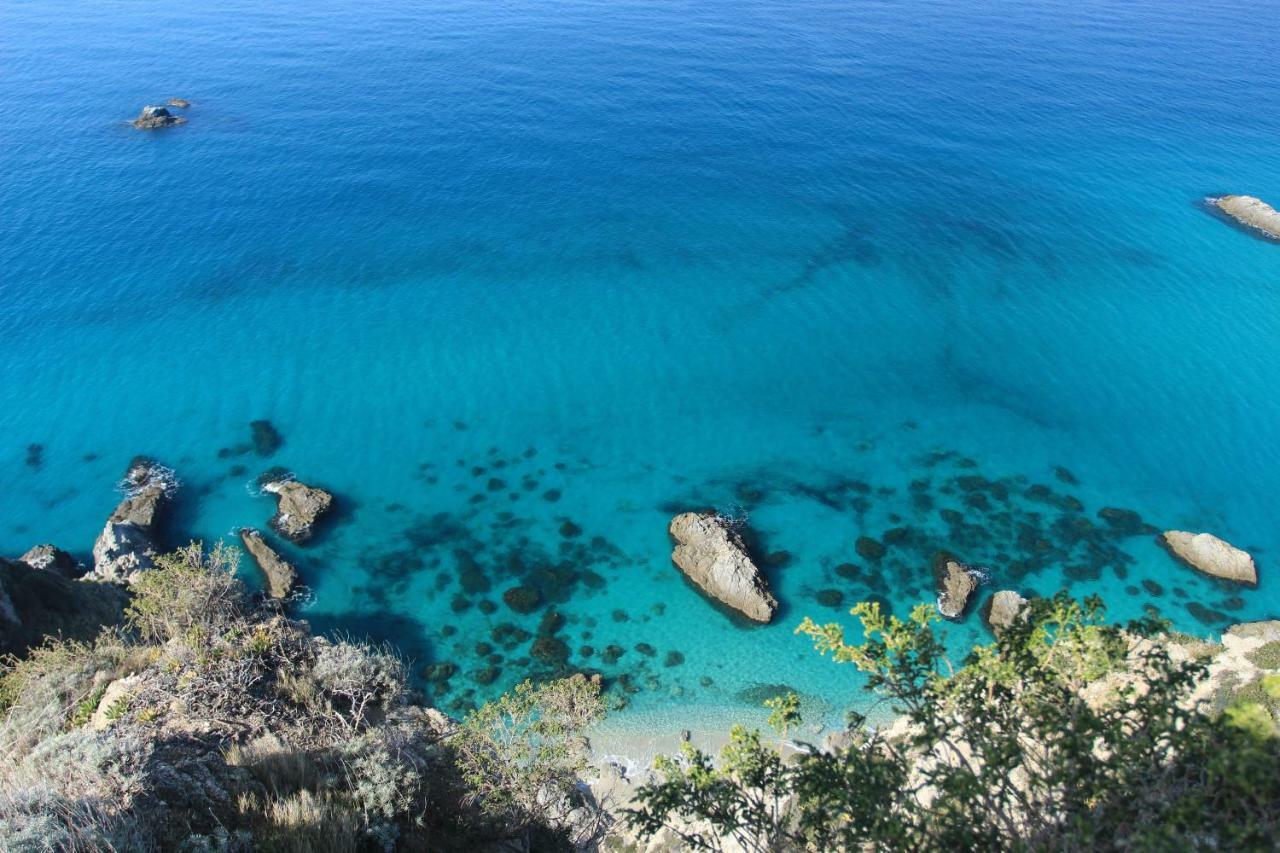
top-left (0, 557), bottom-right (127, 656)
top-left (91, 459), bottom-right (176, 583)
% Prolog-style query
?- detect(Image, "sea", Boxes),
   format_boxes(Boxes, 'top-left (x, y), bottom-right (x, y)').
top-left (2, 0), bottom-right (1279, 736)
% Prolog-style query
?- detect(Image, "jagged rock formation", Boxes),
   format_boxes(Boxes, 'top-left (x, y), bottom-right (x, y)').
top-left (131, 105), bottom-right (186, 129)
top-left (984, 590), bottom-right (1029, 634)
top-left (1213, 195), bottom-right (1280, 240)
top-left (91, 459), bottom-right (175, 583)
top-left (18, 544), bottom-right (81, 578)
top-left (262, 476), bottom-right (334, 543)
top-left (1161, 531), bottom-right (1257, 586)
top-left (239, 528), bottom-right (298, 598)
top-left (934, 553), bottom-right (981, 619)
top-left (669, 512), bottom-right (778, 623)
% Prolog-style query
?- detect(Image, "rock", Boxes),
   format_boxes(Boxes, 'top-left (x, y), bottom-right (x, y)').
top-left (984, 590), bottom-right (1029, 634)
top-left (933, 553), bottom-right (980, 620)
top-left (1097, 507), bottom-right (1157, 536)
top-left (1213, 195), bottom-right (1280, 241)
top-left (1161, 531), bottom-right (1257, 586)
top-left (91, 460), bottom-right (175, 583)
top-left (131, 105), bottom-right (187, 129)
top-left (249, 419), bottom-right (283, 457)
top-left (18, 544), bottom-right (81, 578)
top-left (0, 558), bottom-right (128, 656)
top-left (238, 528), bottom-right (297, 599)
top-left (166, 97), bottom-right (190, 108)
top-left (262, 477), bottom-right (333, 543)
top-left (502, 585), bottom-right (541, 614)
top-left (669, 512), bottom-right (778, 623)
top-left (92, 675), bottom-right (143, 730)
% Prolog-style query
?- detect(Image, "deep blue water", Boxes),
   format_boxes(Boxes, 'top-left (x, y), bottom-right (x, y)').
top-left (3, 0), bottom-right (1280, 732)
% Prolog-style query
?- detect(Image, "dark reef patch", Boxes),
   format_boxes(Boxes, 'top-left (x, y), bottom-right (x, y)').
top-left (250, 420), bottom-right (283, 457)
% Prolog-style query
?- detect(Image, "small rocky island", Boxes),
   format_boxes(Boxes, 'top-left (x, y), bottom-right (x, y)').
top-left (669, 512), bottom-right (778, 622)
top-left (131, 104), bottom-right (187, 129)
top-left (1162, 530), bottom-right (1258, 586)
top-left (1213, 195), bottom-right (1280, 240)
top-left (262, 475), bottom-right (334, 543)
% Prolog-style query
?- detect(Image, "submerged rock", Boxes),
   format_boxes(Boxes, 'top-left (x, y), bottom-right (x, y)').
top-left (1213, 195), bottom-right (1280, 241)
top-left (933, 553), bottom-right (981, 620)
top-left (18, 544), bottom-right (81, 578)
top-left (983, 590), bottom-right (1029, 634)
top-left (238, 528), bottom-right (297, 599)
top-left (131, 105), bottom-right (186, 129)
top-left (166, 97), bottom-right (191, 109)
top-left (262, 477), bottom-right (333, 543)
top-left (669, 512), bottom-right (778, 623)
top-left (91, 459), bottom-right (175, 583)
top-left (249, 419), bottom-right (283, 457)
top-left (1161, 531), bottom-right (1257, 586)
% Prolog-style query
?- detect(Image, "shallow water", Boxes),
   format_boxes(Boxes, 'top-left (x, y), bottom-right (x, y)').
top-left (3, 0), bottom-right (1279, 729)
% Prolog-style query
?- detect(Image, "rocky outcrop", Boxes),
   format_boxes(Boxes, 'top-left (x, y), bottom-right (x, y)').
top-left (1213, 195), bottom-right (1280, 240)
top-left (239, 528), bottom-right (298, 599)
top-left (1161, 531), bottom-right (1257, 586)
top-left (18, 544), bottom-right (81, 578)
top-left (669, 513), bottom-right (778, 623)
top-left (983, 590), bottom-right (1028, 634)
top-left (934, 553), bottom-right (981, 620)
top-left (91, 459), bottom-right (176, 583)
top-left (262, 476), bottom-right (334, 543)
top-left (132, 105), bottom-right (187, 129)
top-left (91, 674), bottom-right (144, 731)
top-left (167, 97), bottom-right (191, 109)
top-left (0, 558), bottom-right (128, 656)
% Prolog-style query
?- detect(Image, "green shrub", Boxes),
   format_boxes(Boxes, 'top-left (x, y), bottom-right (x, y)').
top-left (453, 674), bottom-right (606, 839)
top-left (1247, 640), bottom-right (1280, 670)
top-left (126, 541), bottom-right (245, 647)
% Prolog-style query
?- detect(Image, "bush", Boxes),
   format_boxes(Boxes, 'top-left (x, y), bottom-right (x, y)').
top-left (452, 674), bottom-right (606, 842)
top-left (626, 593), bottom-right (1280, 851)
top-left (126, 542), bottom-right (245, 648)
top-left (311, 639), bottom-right (407, 735)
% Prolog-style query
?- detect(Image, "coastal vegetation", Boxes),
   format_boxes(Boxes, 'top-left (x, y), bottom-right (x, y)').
top-left (626, 594), bottom-right (1280, 851)
top-left (3, 538), bottom-right (1278, 850)
top-left (0, 543), bottom-right (608, 851)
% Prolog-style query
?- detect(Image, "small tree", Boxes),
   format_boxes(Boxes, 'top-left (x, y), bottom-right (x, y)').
top-left (452, 674), bottom-right (606, 842)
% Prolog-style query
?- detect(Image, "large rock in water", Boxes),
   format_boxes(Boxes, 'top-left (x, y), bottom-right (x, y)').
top-left (262, 477), bottom-right (333, 543)
top-left (91, 459), bottom-right (175, 583)
top-left (239, 528), bottom-right (298, 598)
top-left (1161, 531), bottom-right (1257, 586)
top-left (934, 553), bottom-right (981, 620)
top-left (1213, 195), bottom-right (1280, 240)
top-left (983, 590), bottom-right (1029, 635)
top-left (669, 512), bottom-right (778, 623)
top-left (132, 104), bottom-right (187, 129)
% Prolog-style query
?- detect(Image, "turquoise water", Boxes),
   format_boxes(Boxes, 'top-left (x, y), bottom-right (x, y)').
top-left (3, 0), bottom-right (1280, 730)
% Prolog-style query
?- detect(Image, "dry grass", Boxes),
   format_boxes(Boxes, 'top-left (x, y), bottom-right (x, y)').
top-left (237, 789), bottom-right (361, 853)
